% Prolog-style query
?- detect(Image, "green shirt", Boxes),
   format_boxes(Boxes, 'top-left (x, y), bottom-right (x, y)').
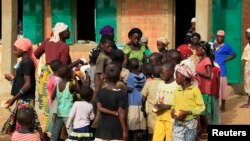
top-left (122, 45), bottom-right (146, 65)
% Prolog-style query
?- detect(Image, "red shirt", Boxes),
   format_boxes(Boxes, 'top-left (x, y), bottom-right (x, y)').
top-left (34, 39), bottom-right (72, 65)
top-left (211, 66), bottom-right (220, 96)
top-left (196, 57), bottom-right (212, 94)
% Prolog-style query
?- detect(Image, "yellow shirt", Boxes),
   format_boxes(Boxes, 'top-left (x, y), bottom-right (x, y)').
top-left (141, 78), bottom-right (162, 113)
top-left (241, 43), bottom-right (250, 61)
top-left (156, 81), bottom-right (179, 121)
top-left (172, 85), bottom-right (205, 121)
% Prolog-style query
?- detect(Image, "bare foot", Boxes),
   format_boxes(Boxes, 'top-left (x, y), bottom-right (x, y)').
top-left (240, 103), bottom-right (250, 108)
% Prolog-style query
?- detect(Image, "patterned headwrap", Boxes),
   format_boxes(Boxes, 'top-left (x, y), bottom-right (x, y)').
top-left (99, 25), bottom-right (114, 35)
top-left (246, 28), bottom-right (250, 33)
top-left (217, 30), bottom-right (225, 36)
top-left (14, 38), bottom-right (38, 68)
top-left (49, 22), bottom-right (68, 43)
top-left (157, 37), bottom-right (170, 45)
top-left (175, 64), bottom-right (194, 79)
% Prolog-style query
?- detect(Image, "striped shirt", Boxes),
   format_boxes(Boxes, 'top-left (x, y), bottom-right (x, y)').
top-left (12, 131), bottom-right (41, 141)
top-left (34, 38), bottom-right (72, 65)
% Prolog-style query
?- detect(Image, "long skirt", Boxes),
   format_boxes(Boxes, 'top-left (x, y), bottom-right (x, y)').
top-left (127, 106), bottom-right (146, 130)
top-left (0, 99), bottom-right (41, 134)
top-left (37, 65), bottom-right (52, 131)
top-left (244, 60), bottom-right (250, 94)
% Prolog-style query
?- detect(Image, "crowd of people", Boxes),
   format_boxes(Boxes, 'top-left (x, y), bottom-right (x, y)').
top-left (1, 17), bottom-right (250, 141)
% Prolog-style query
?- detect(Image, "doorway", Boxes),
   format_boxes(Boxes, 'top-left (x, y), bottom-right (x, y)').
top-left (76, 0), bottom-right (95, 41)
top-left (175, 0), bottom-right (195, 47)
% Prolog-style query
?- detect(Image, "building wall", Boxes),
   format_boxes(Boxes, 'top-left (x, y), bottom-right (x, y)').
top-left (242, 0), bottom-right (250, 47)
top-left (117, 0), bottom-right (170, 52)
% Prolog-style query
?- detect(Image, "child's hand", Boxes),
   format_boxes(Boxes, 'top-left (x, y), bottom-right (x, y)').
top-left (122, 130), bottom-right (129, 141)
top-left (4, 74), bottom-right (14, 81)
top-left (171, 109), bottom-right (176, 118)
top-left (176, 110), bottom-right (191, 121)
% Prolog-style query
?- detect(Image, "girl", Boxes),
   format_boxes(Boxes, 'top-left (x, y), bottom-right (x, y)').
top-left (122, 28), bottom-right (145, 67)
top-left (12, 108), bottom-right (41, 141)
top-left (140, 36), bottom-right (152, 63)
top-left (95, 62), bottom-right (128, 141)
top-left (195, 41), bottom-right (212, 138)
top-left (50, 65), bottom-right (77, 141)
top-left (1, 38), bottom-right (43, 139)
top-left (209, 54), bottom-right (221, 125)
top-left (171, 64), bottom-right (205, 141)
top-left (66, 86), bottom-right (95, 141)
top-left (126, 58), bottom-right (146, 138)
top-left (152, 62), bottom-right (179, 141)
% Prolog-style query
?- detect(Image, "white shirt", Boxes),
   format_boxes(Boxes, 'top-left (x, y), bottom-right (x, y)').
top-left (66, 101), bottom-right (95, 129)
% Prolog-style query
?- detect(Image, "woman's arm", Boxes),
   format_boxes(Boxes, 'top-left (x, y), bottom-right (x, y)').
top-left (224, 54), bottom-right (236, 62)
top-left (7, 75), bottom-right (31, 107)
top-left (123, 54), bottom-right (128, 68)
top-left (34, 42), bottom-right (45, 59)
top-left (196, 65), bottom-right (212, 79)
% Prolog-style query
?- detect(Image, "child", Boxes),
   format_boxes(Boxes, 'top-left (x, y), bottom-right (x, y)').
top-left (157, 37), bottom-right (169, 56)
top-left (171, 64), bottom-right (205, 141)
top-left (209, 54), bottom-right (221, 125)
top-left (142, 63), bottom-right (153, 81)
top-left (149, 52), bottom-right (162, 66)
top-left (95, 35), bottom-right (114, 85)
top-left (152, 62), bottom-right (179, 141)
top-left (46, 60), bottom-right (63, 134)
top-left (95, 62), bottom-right (128, 141)
top-left (50, 65), bottom-right (76, 141)
top-left (126, 58), bottom-right (147, 138)
top-left (1, 38), bottom-right (43, 138)
top-left (66, 86), bottom-right (95, 141)
top-left (12, 108), bottom-right (40, 141)
top-left (141, 64), bottom-right (162, 136)
top-left (166, 49), bottom-right (182, 65)
top-left (86, 48), bottom-right (101, 90)
top-left (195, 41), bottom-right (212, 138)
top-left (112, 49), bottom-right (129, 84)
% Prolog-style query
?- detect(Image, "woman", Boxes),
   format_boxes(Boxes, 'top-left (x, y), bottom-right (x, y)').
top-left (214, 30), bottom-right (236, 112)
top-left (157, 37), bottom-right (169, 56)
top-left (122, 28), bottom-right (146, 67)
top-left (34, 22), bottom-right (82, 131)
top-left (1, 38), bottom-right (43, 138)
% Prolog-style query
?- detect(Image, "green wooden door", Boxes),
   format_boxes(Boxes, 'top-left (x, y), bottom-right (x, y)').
top-left (23, 0), bottom-right (44, 44)
top-left (51, 0), bottom-right (73, 44)
top-left (96, 0), bottom-right (117, 42)
top-left (212, 0), bottom-right (242, 84)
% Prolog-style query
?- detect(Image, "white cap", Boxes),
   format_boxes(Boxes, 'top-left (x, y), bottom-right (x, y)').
top-left (246, 28), bottom-right (250, 33)
top-left (191, 17), bottom-right (196, 23)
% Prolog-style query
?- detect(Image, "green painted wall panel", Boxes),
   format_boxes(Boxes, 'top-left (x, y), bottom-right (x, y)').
top-left (51, 0), bottom-right (73, 44)
top-left (96, 0), bottom-right (117, 42)
top-left (212, 0), bottom-right (242, 84)
top-left (23, 0), bottom-right (44, 44)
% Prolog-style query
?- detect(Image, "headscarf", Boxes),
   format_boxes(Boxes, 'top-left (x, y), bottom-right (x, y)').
top-left (177, 44), bottom-right (193, 59)
top-left (157, 37), bottom-right (169, 45)
top-left (140, 37), bottom-right (148, 43)
top-left (99, 25), bottom-right (114, 36)
top-left (14, 38), bottom-right (38, 68)
top-left (175, 64), bottom-right (194, 79)
top-left (217, 30), bottom-right (225, 36)
top-left (49, 22), bottom-right (68, 43)
top-left (191, 17), bottom-right (196, 23)
top-left (246, 28), bottom-right (250, 33)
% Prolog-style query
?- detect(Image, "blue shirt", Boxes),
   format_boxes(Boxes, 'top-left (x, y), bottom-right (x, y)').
top-left (214, 43), bottom-right (235, 76)
top-left (127, 73), bottom-right (146, 106)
